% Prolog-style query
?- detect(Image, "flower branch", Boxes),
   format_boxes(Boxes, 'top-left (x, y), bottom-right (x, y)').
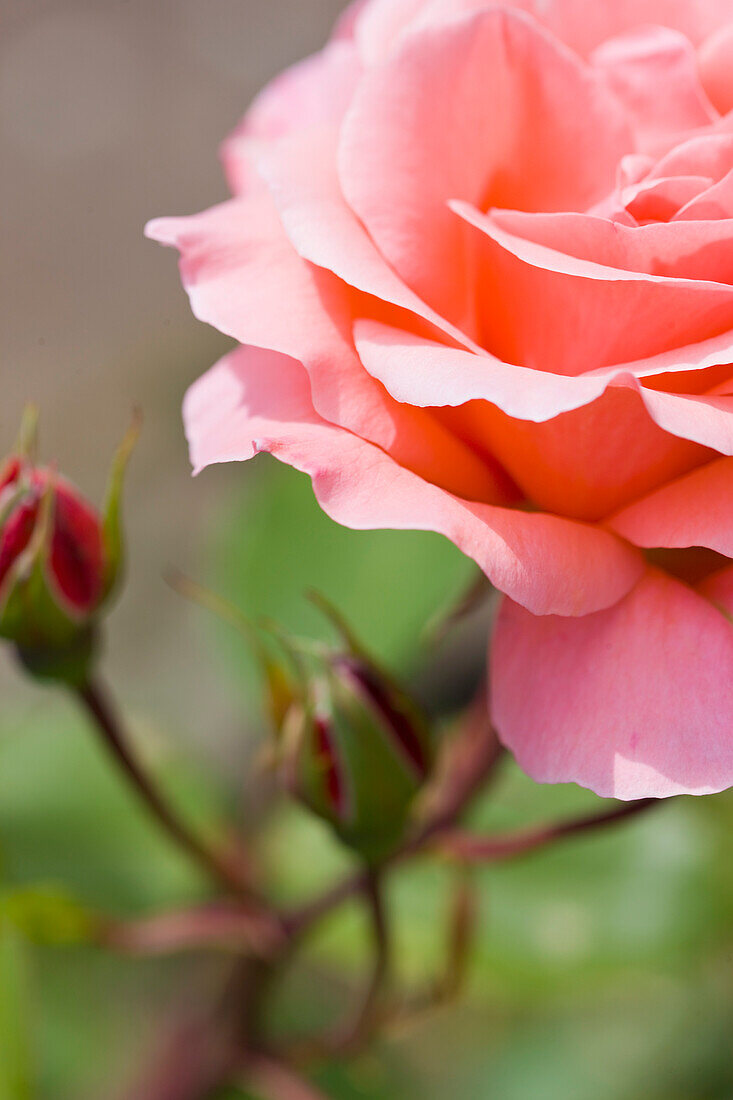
top-left (77, 678), bottom-right (263, 906)
top-left (438, 797), bottom-right (659, 864)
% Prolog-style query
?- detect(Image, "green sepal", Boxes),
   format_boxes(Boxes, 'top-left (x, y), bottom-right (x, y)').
top-left (286, 660), bottom-right (433, 866)
top-left (307, 588), bottom-right (369, 660)
top-left (331, 667), bottom-right (425, 863)
top-left (0, 474), bottom-right (100, 683)
top-left (101, 409), bottom-right (141, 603)
top-left (0, 479), bottom-right (77, 649)
top-left (15, 625), bottom-right (98, 687)
top-left (15, 403), bottom-right (39, 463)
top-left (308, 589), bottom-right (431, 756)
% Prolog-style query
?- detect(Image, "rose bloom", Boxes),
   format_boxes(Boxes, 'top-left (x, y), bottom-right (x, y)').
top-left (149, 0), bottom-right (733, 800)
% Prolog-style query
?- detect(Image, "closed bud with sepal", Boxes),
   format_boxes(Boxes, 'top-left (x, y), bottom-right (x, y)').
top-left (0, 407), bottom-right (138, 684)
top-left (279, 599), bottom-right (435, 864)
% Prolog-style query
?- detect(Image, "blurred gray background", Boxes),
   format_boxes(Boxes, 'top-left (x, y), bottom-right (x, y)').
top-left (1, 0), bottom-right (345, 729)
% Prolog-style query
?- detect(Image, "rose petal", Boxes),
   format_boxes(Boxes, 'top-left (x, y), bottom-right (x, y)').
top-left (353, 319), bottom-right (610, 419)
top-left (491, 568), bottom-right (733, 798)
top-left (627, 381), bottom-right (733, 454)
top-left (609, 455), bottom-right (733, 553)
top-left (354, 318), bottom-right (733, 420)
top-left (184, 345), bottom-right (643, 617)
top-left (592, 26), bottom-right (716, 153)
top-left (332, 0), bottom-right (371, 41)
top-left (453, 202), bottom-right (733, 375)
top-left (649, 131), bottom-right (733, 179)
top-left (489, 206), bottom-right (733, 284)
top-left (253, 123), bottom-right (477, 349)
top-left (354, 0), bottom-right (428, 63)
top-left (355, 0), bottom-right (733, 63)
top-left (146, 193), bottom-right (511, 504)
top-left (699, 23), bottom-right (733, 116)
top-left (222, 39), bottom-right (361, 195)
top-left (594, 328), bottom-right (733, 383)
top-left (454, 382), bottom-right (709, 520)
top-left (697, 560), bottom-right (733, 608)
top-left (675, 167), bottom-right (733, 220)
top-left (624, 175), bottom-right (714, 221)
top-left (339, 7), bottom-right (630, 323)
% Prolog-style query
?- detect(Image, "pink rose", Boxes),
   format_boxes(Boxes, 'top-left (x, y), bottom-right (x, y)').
top-left (148, 0), bottom-right (733, 800)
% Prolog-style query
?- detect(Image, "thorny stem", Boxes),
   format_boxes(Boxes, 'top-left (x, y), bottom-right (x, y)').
top-left (77, 678), bottom-right (266, 908)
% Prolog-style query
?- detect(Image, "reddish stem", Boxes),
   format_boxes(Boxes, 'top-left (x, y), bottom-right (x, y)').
top-left (101, 902), bottom-right (285, 958)
top-left (439, 798), bottom-right (658, 863)
top-left (77, 678), bottom-right (262, 905)
top-left (245, 1055), bottom-right (332, 1100)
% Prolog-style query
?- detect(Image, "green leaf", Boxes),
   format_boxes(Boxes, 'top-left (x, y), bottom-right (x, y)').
top-left (0, 920), bottom-right (33, 1100)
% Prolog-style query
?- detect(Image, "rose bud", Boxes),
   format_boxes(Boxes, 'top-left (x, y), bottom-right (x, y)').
top-left (0, 407), bottom-right (138, 684)
top-left (279, 604), bottom-right (434, 864)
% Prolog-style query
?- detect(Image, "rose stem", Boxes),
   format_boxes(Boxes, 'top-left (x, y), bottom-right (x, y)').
top-left (77, 678), bottom-right (264, 906)
top-left (243, 1054), bottom-right (332, 1100)
top-left (439, 797), bottom-right (658, 863)
top-left (334, 869), bottom-right (390, 1054)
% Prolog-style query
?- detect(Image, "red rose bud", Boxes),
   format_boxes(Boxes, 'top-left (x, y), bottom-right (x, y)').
top-left (280, 612), bottom-right (435, 864)
top-left (0, 407), bottom-right (138, 684)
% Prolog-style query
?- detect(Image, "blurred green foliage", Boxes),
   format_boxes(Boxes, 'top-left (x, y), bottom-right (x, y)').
top-left (0, 921), bottom-right (32, 1100)
top-left (0, 461), bottom-right (731, 1098)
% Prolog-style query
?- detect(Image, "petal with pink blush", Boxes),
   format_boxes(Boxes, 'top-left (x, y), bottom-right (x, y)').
top-left (648, 132), bottom-right (733, 180)
top-left (354, 321), bottom-right (733, 442)
top-left (490, 207), bottom-right (733, 284)
top-left (253, 124), bottom-right (478, 351)
top-left (354, 0), bottom-right (427, 63)
top-left (353, 320), bottom-right (610, 420)
top-left (354, 0), bottom-right (733, 63)
top-left (519, 0), bottom-right (733, 54)
top-left (698, 562), bottom-right (733, 610)
top-left (609, 455), bottom-right (733, 553)
top-left (339, 8), bottom-right (630, 323)
top-left (185, 346), bottom-right (643, 617)
top-left (454, 202), bottom-right (733, 375)
top-left (222, 39), bottom-right (361, 195)
top-left (145, 195), bottom-right (510, 504)
top-left (592, 26), bottom-right (715, 153)
top-left (331, 0), bottom-right (370, 41)
top-left (601, 328), bottom-right (733, 384)
top-left (183, 346), bottom-right (316, 474)
top-left (624, 176), bottom-right (713, 221)
top-left (675, 167), bottom-right (733, 220)
top-left (491, 569), bottom-right (733, 798)
top-left (146, 193), bottom-right (367, 425)
top-left (453, 384), bottom-right (709, 521)
top-left (699, 24), bottom-right (733, 116)
top-left (628, 381), bottom-right (733, 455)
